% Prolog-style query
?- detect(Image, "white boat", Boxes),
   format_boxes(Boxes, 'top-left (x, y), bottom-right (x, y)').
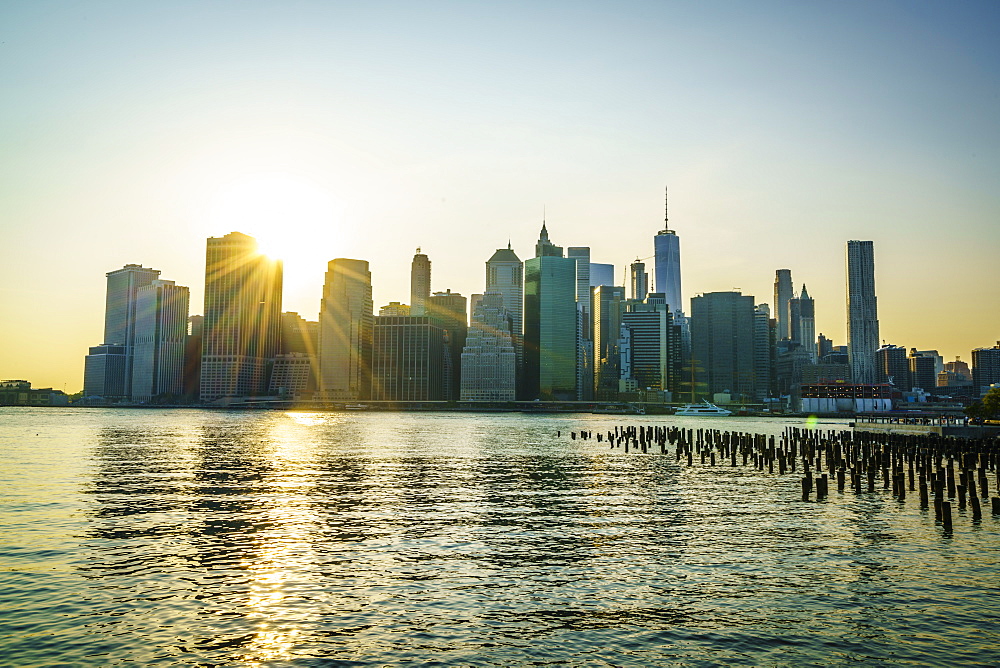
top-left (674, 400), bottom-right (732, 417)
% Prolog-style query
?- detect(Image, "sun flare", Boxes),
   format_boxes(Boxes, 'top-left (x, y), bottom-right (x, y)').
top-left (207, 172), bottom-right (340, 263)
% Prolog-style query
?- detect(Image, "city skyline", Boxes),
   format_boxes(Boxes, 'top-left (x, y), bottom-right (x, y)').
top-left (2, 1), bottom-right (999, 391)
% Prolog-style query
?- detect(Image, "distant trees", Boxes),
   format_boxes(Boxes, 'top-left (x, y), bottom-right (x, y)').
top-left (966, 387), bottom-right (1000, 420)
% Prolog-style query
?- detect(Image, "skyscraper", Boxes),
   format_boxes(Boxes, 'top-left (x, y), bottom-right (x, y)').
top-left (200, 232), bottom-right (283, 401)
top-left (619, 298), bottom-right (677, 396)
top-left (131, 279), bottom-right (190, 401)
top-left (589, 263), bottom-right (615, 288)
top-left (846, 240), bottom-right (880, 384)
top-left (427, 289), bottom-right (468, 400)
top-left (876, 344), bottom-right (909, 387)
top-left (535, 222), bottom-right (563, 257)
top-left (318, 258), bottom-right (373, 400)
top-left (773, 269), bottom-right (793, 341)
top-left (593, 285), bottom-right (626, 400)
top-left (630, 259), bottom-right (648, 302)
top-left (690, 291), bottom-right (757, 402)
top-left (791, 284), bottom-right (816, 362)
top-left (524, 225), bottom-right (577, 400)
top-left (972, 342), bottom-right (1000, 397)
top-left (84, 263), bottom-right (162, 400)
top-left (654, 187), bottom-right (682, 314)
top-left (486, 243), bottom-right (523, 369)
top-left (371, 315), bottom-right (447, 401)
top-left (410, 248), bottom-right (431, 316)
top-left (460, 291), bottom-right (516, 401)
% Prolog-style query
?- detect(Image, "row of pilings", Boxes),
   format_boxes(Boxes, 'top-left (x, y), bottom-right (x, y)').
top-left (564, 424), bottom-right (1000, 532)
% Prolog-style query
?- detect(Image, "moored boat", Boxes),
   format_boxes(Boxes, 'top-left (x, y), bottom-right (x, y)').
top-left (674, 400), bottom-right (732, 417)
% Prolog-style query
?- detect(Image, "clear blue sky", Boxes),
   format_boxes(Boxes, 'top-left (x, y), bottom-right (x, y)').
top-left (2, 1), bottom-right (998, 390)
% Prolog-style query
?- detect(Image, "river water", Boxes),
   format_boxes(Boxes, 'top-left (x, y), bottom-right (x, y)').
top-left (2, 407), bottom-right (999, 666)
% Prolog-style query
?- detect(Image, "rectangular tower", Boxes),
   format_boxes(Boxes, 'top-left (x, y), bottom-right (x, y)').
top-left (131, 279), bottom-right (190, 401)
top-left (690, 291), bottom-right (757, 402)
top-left (524, 255), bottom-right (578, 401)
top-left (319, 258), bottom-right (374, 400)
top-left (200, 232), bottom-right (283, 401)
top-left (846, 240), bottom-right (880, 384)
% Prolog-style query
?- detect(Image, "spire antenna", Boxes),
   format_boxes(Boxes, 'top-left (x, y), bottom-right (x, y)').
top-left (664, 185), bottom-right (669, 225)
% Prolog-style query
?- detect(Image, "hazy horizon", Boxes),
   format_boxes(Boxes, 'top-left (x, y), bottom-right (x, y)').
top-left (2, 1), bottom-right (998, 392)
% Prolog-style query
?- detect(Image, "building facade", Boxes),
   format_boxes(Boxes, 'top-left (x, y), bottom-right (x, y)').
top-left (846, 240), bottom-right (880, 384)
top-left (690, 291), bottom-right (757, 402)
top-left (524, 226), bottom-right (577, 401)
top-left (318, 258), bottom-right (373, 400)
top-left (410, 249), bottom-right (431, 316)
top-left (460, 291), bottom-right (516, 401)
top-left (131, 279), bottom-right (190, 401)
top-left (200, 232), bottom-right (283, 401)
top-left (972, 342), bottom-right (1000, 397)
top-left (774, 269), bottom-right (793, 342)
top-left (371, 316), bottom-right (447, 401)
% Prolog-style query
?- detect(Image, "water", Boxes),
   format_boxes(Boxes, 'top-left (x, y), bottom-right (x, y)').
top-left (2, 407), bottom-right (999, 666)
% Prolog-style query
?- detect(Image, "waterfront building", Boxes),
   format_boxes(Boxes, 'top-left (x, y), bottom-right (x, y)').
top-left (524, 225), bottom-right (577, 401)
top-left (618, 296), bottom-right (678, 397)
top-left (410, 248), bottom-right (431, 316)
top-left (131, 280), bottom-right (190, 401)
top-left (0, 380), bottom-right (69, 406)
top-left (690, 291), bottom-right (757, 402)
top-left (846, 240), bottom-right (880, 384)
top-left (83, 344), bottom-right (128, 400)
top-left (83, 263), bottom-right (161, 400)
top-left (379, 302), bottom-right (411, 317)
top-left (876, 344), bottom-right (909, 388)
top-left (799, 383), bottom-right (893, 414)
top-left (654, 188), bottom-right (682, 314)
top-left (371, 316), bottom-right (447, 401)
top-left (593, 285), bottom-right (626, 400)
top-left (460, 291), bottom-right (516, 401)
top-left (774, 269), bottom-right (793, 342)
top-left (589, 263), bottom-right (615, 288)
top-left (200, 232), bottom-right (283, 402)
top-left (268, 353), bottom-right (317, 398)
top-left (318, 258), bottom-right (373, 400)
top-left (630, 259), bottom-right (648, 302)
top-left (427, 289), bottom-right (468, 400)
top-left (972, 342), bottom-right (1000, 397)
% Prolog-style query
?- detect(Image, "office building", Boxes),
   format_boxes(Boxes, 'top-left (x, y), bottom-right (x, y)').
top-left (535, 222), bottom-right (563, 257)
top-left (269, 353), bottom-right (317, 398)
top-left (791, 284), bottom-right (816, 362)
top-left (410, 248), bottom-right (431, 316)
top-left (972, 342), bottom-right (1000, 397)
top-left (183, 315), bottom-right (203, 399)
top-left (908, 349), bottom-right (937, 392)
top-left (319, 258), bottom-right (373, 400)
top-left (690, 291), bottom-right (757, 402)
top-left (460, 291), bottom-right (516, 401)
top-left (593, 285), bottom-right (626, 400)
top-left (654, 188), bottom-right (682, 314)
top-left (774, 269), bottom-right (793, 341)
top-left (371, 316), bottom-right (447, 401)
top-left (876, 344), bottom-right (909, 388)
top-left (83, 263), bottom-right (161, 400)
top-left (618, 297), bottom-right (678, 396)
top-left (846, 240), bottom-right (880, 384)
top-left (379, 302), bottom-right (411, 317)
top-left (131, 280), bottom-right (190, 401)
top-left (427, 289), bottom-right (468, 400)
top-left (589, 263), bottom-right (615, 288)
top-left (630, 259), bottom-right (648, 302)
top-left (753, 304), bottom-right (775, 399)
top-left (486, 244), bottom-right (524, 376)
top-left (200, 232), bottom-right (283, 401)
top-left (524, 225), bottom-right (577, 400)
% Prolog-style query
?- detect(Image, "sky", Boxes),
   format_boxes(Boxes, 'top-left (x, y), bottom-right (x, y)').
top-left (2, 0), bottom-right (998, 392)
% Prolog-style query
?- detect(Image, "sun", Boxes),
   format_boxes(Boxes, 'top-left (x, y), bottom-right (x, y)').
top-left (206, 172), bottom-right (340, 263)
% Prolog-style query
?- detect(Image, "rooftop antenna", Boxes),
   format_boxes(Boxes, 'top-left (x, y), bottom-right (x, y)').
top-left (664, 185), bottom-right (669, 226)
